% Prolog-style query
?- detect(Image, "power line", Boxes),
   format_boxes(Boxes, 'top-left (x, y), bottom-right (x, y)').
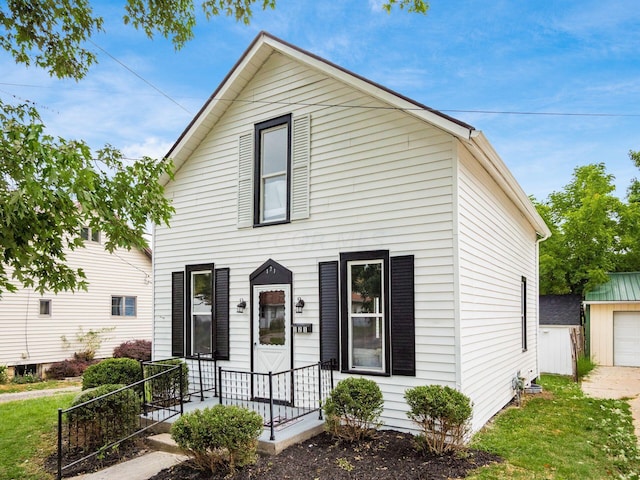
top-left (88, 40), bottom-right (193, 115)
top-left (2, 81), bottom-right (639, 118)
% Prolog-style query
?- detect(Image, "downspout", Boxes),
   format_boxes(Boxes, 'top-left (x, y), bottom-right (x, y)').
top-left (535, 229), bottom-right (551, 380)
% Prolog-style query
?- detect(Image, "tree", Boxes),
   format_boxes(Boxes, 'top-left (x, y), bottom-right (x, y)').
top-left (0, 0), bottom-right (429, 295)
top-left (617, 150), bottom-right (640, 272)
top-left (534, 163), bottom-right (625, 295)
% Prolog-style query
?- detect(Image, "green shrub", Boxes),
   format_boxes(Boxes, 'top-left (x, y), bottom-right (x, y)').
top-left (171, 405), bottom-right (263, 474)
top-left (46, 357), bottom-right (92, 379)
top-left (68, 384), bottom-right (141, 451)
top-left (82, 358), bottom-right (142, 390)
top-left (323, 377), bottom-right (384, 441)
top-left (404, 385), bottom-right (473, 455)
top-left (0, 365), bottom-right (8, 384)
top-left (11, 373), bottom-right (41, 384)
top-left (144, 359), bottom-right (188, 404)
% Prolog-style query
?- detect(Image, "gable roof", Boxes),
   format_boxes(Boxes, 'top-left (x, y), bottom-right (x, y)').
top-left (539, 295), bottom-right (582, 325)
top-left (584, 272), bottom-right (640, 303)
top-left (163, 31), bottom-right (550, 239)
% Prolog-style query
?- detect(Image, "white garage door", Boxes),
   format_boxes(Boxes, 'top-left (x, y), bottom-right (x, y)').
top-left (613, 312), bottom-right (640, 367)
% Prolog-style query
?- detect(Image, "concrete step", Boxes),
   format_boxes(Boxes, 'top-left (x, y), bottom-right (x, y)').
top-left (146, 433), bottom-right (183, 455)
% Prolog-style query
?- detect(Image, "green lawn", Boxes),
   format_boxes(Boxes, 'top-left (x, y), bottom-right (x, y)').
top-left (0, 393), bottom-right (76, 480)
top-left (0, 379), bottom-right (81, 394)
top-left (468, 375), bottom-right (640, 479)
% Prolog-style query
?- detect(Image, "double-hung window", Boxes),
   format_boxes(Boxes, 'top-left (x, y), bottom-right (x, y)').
top-left (187, 265), bottom-right (214, 355)
top-left (348, 260), bottom-right (385, 372)
top-left (254, 115), bottom-right (291, 225)
top-left (112, 296), bottom-right (136, 316)
top-left (39, 299), bottom-right (51, 316)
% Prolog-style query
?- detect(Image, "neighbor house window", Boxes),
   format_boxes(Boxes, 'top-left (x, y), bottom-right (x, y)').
top-left (340, 251), bottom-right (390, 374)
top-left (81, 227), bottom-right (100, 243)
top-left (186, 265), bottom-right (213, 355)
top-left (112, 296), bottom-right (136, 316)
top-left (39, 299), bottom-right (51, 316)
top-left (254, 114), bottom-right (291, 225)
top-left (521, 276), bottom-right (527, 351)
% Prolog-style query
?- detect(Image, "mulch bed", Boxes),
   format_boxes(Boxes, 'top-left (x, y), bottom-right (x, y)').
top-left (148, 430), bottom-right (501, 480)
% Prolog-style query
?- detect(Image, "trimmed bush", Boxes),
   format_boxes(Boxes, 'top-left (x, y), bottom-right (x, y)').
top-left (82, 358), bottom-right (142, 390)
top-left (323, 377), bottom-right (384, 441)
top-left (113, 340), bottom-right (152, 362)
top-left (144, 359), bottom-right (188, 404)
top-left (404, 385), bottom-right (473, 455)
top-left (68, 384), bottom-right (141, 451)
top-left (171, 405), bottom-right (263, 474)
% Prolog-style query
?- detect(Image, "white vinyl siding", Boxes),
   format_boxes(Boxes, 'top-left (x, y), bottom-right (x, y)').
top-left (154, 51), bottom-right (457, 432)
top-left (456, 142), bottom-right (539, 432)
top-left (0, 243), bottom-right (152, 370)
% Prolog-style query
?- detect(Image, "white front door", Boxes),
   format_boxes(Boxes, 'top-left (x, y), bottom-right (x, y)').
top-left (253, 284), bottom-right (291, 374)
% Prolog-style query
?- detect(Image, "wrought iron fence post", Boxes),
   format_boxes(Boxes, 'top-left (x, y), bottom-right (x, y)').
top-left (214, 354), bottom-right (218, 397)
top-left (179, 364), bottom-right (184, 415)
top-left (268, 371), bottom-right (275, 441)
top-left (197, 353), bottom-right (204, 401)
top-left (140, 360), bottom-right (148, 416)
top-left (218, 366), bottom-right (223, 404)
top-left (317, 361), bottom-right (323, 420)
top-left (57, 408), bottom-right (63, 480)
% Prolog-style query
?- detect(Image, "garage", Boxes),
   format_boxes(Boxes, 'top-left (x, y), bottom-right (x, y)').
top-left (614, 312), bottom-right (640, 367)
top-left (584, 272), bottom-right (640, 367)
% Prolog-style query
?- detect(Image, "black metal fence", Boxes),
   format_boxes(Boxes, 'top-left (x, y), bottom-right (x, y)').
top-left (219, 360), bottom-right (335, 440)
top-left (57, 363), bottom-right (184, 479)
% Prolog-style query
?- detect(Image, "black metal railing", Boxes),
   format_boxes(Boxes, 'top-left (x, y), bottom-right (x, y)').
top-left (57, 363), bottom-right (183, 479)
top-left (219, 360), bottom-right (335, 440)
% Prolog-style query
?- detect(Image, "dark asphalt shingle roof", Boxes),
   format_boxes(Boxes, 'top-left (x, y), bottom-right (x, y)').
top-left (539, 294), bottom-right (582, 325)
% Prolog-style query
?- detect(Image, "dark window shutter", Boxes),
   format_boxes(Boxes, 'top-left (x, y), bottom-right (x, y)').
top-left (171, 271), bottom-right (185, 357)
top-left (319, 261), bottom-right (339, 370)
top-left (215, 268), bottom-right (230, 360)
top-left (391, 255), bottom-right (415, 376)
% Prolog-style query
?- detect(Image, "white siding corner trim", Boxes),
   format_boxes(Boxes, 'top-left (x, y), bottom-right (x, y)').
top-left (237, 131), bottom-right (254, 228)
top-left (291, 114), bottom-right (311, 221)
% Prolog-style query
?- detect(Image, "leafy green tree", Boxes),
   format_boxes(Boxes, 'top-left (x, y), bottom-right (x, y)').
top-left (535, 163), bottom-right (625, 295)
top-left (617, 150), bottom-right (640, 272)
top-left (0, 1), bottom-right (428, 295)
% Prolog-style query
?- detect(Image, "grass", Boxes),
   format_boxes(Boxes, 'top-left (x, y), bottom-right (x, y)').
top-left (577, 355), bottom-right (598, 379)
top-left (0, 393), bottom-right (76, 480)
top-left (0, 379), bottom-right (81, 394)
top-left (468, 375), bottom-right (640, 480)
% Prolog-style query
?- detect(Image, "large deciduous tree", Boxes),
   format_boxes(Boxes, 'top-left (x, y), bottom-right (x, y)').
top-left (0, 1), bottom-right (430, 294)
top-left (535, 155), bottom-right (640, 296)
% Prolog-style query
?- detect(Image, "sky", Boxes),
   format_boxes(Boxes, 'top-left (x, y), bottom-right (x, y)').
top-left (1, 0), bottom-right (639, 202)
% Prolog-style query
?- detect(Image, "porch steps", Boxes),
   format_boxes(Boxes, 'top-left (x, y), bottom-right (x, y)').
top-left (146, 415), bottom-right (326, 456)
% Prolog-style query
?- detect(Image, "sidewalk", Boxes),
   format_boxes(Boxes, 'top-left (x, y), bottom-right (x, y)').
top-left (67, 450), bottom-right (187, 480)
top-left (581, 366), bottom-right (640, 444)
top-left (0, 385), bottom-right (81, 403)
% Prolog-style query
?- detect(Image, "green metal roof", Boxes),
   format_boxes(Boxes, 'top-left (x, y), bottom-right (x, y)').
top-left (585, 272), bottom-right (640, 302)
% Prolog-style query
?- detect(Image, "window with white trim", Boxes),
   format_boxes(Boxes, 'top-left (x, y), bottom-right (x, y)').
top-left (348, 259), bottom-right (385, 372)
top-left (254, 114), bottom-right (291, 225)
top-left (39, 299), bottom-right (51, 316)
top-left (112, 296), bottom-right (136, 316)
top-left (81, 227), bottom-right (100, 243)
top-left (188, 266), bottom-right (213, 355)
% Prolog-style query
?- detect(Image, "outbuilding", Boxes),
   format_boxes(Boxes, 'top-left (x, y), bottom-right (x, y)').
top-left (585, 272), bottom-right (640, 367)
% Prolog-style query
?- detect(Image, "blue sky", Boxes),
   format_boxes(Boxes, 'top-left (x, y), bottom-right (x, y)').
top-left (1, 0), bottom-right (639, 201)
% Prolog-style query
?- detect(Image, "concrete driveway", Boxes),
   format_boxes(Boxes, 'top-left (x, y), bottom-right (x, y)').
top-left (581, 366), bottom-right (640, 443)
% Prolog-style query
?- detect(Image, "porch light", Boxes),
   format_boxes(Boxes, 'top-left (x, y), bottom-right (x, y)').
top-left (295, 297), bottom-right (305, 314)
top-left (237, 299), bottom-right (246, 314)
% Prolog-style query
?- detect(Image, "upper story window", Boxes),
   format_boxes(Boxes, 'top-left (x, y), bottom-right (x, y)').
top-left (254, 114), bottom-right (291, 225)
top-left (81, 227), bottom-right (100, 243)
top-left (39, 299), bottom-right (51, 316)
top-left (112, 296), bottom-right (136, 317)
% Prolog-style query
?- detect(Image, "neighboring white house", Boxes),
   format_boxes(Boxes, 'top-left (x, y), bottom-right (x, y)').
top-left (0, 228), bottom-right (153, 376)
top-left (152, 32), bottom-right (550, 434)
